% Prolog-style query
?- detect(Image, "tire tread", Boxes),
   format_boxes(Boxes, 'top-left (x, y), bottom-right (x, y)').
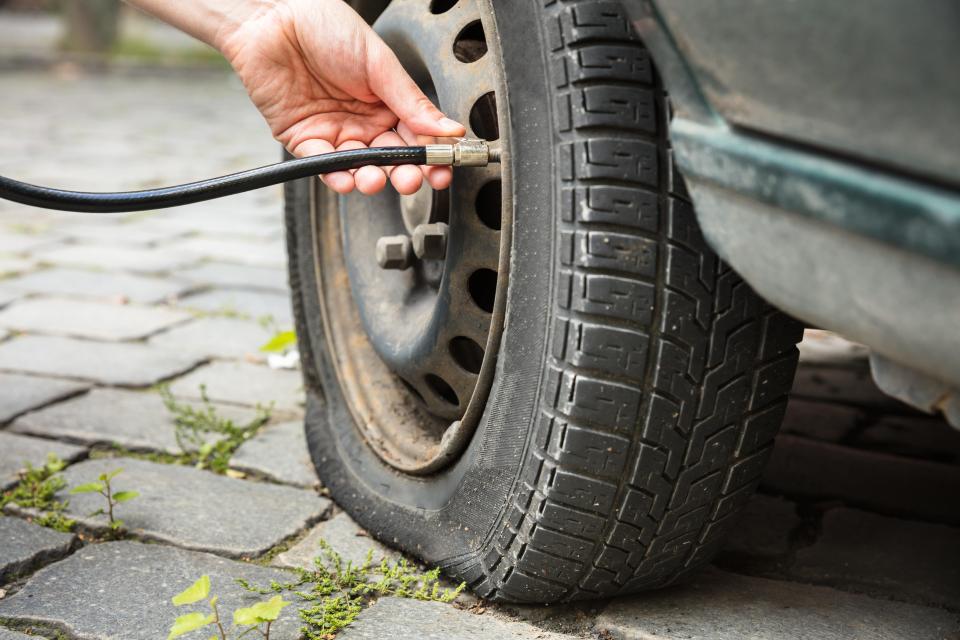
top-left (458, 0), bottom-right (802, 601)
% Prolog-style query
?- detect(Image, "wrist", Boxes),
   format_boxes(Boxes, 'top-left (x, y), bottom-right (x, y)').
top-left (212, 0), bottom-right (295, 62)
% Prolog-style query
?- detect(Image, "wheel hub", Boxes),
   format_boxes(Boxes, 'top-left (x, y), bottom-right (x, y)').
top-left (313, 0), bottom-right (509, 474)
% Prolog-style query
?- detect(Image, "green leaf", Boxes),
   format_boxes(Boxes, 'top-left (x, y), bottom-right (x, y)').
top-left (167, 612), bottom-right (214, 639)
top-left (233, 595), bottom-right (290, 626)
top-left (104, 468), bottom-right (124, 481)
top-left (113, 490), bottom-right (139, 503)
top-left (172, 575), bottom-right (211, 606)
top-left (259, 330), bottom-right (297, 353)
top-left (70, 482), bottom-right (104, 494)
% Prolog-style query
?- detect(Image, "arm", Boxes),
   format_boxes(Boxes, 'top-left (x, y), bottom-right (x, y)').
top-left (124, 0), bottom-right (466, 195)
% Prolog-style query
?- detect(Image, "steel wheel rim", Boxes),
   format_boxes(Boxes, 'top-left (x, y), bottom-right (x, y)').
top-left (312, 0), bottom-right (510, 474)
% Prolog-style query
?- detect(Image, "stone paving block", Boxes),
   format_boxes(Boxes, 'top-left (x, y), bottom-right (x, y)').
top-left (0, 335), bottom-right (204, 386)
top-left (0, 233), bottom-right (64, 255)
top-left (854, 413), bottom-right (960, 464)
top-left (339, 598), bottom-right (573, 640)
top-left (178, 288), bottom-right (293, 325)
top-left (0, 628), bottom-right (35, 640)
top-left (170, 361), bottom-right (304, 413)
top-left (763, 434), bottom-right (960, 525)
top-left (595, 567), bottom-right (960, 640)
top-left (174, 261), bottom-right (289, 292)
top-left (0, 286), bottom-right (20, 309)
top-left (145, 214), bottom-right (284, 239)
top-left (780, 398), bottom-right (862, 443)
top-left (720, 494), bottom-right (801, 560)
top-left (0, 328), bottom-right (8, 342)
top-left (62, 222), bottom-right (190, 247)
top-left (149, 315), bottom-right (276, 361)
top-left (34, 244), bottom-right (199, 273)
top-left (797, 329), bottom-right (870, 367)
top-left (0, 297), bottom-right (192, 341)
top-left (174, 236), bottom-right (286, 269)
top-left (231, 421), bottom-right (318, 487)
top-left (792, 366), bottom-right (908, 411)
top-left (0, 372), bottom-right (87, 424)
top-left (788, 508), bottom-right (960, 610)
top-left (4, 267), bottom-right (195, 304)
top-left (0, 431), bottom-right (86, 490)
top-left (0, 541), bottom-right (302, 640)
top-left (10, 388), bottom-right (257, 455)
top-left (275, 512), bottom-right (398, 571)
top-left (0, 258), bottom-right (36, 278)
top-left (57, 458), bottom-right (329, 557)
top-left (0, 515), bottom-right (75, 584)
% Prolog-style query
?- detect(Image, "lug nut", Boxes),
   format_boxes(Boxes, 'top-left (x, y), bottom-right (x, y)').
top-left (412, 222), bottom-right (449, 260)
top-left (376, 235), bottom-right (414, 270)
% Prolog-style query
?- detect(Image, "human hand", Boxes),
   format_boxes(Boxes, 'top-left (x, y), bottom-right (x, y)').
top-left (216, 0), bottom-right (466, 195)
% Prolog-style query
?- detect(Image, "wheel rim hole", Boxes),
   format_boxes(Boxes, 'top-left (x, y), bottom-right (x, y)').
top-left (450, 336), bottom-right (484, 374)
top-left (468, 269), bottom-right (497, 313)
top-left (476, 180), bottom-right (502, 230)
top-left (425, 374), bottom-right (459, 406)
top-left (453, 20), bottom-right (487, 63)
top-left (469, 92), bottom-right (499, 142)
top-left (399, 377), bottom-right (425, 405)
top-left (429, 0), bottom-right (458, 14)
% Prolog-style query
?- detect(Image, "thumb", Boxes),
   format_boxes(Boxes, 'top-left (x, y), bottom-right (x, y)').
top-left (367, 42), bottom-right (466, 138)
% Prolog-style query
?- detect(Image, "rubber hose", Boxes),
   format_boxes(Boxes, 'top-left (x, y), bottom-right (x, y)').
top-left (0, 146), bottom-right (427, 214)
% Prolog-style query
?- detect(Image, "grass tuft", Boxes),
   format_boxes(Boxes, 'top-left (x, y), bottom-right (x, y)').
top-left (238, 540), bottom-right (466, 638)
top-left (160, 384), bottom-right (271, 474)
top-left (0, 454), bottom-right (75, 532)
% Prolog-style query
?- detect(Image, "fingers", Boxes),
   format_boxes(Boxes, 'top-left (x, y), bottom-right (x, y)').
top-left (366, 42), bottom-right (466, 138)
top-left (342, 140), bottom-right (388, 195)
top-left (370, 130), bottom-right (423, 195)
top-left (396, 122), bottom-right (454, 191)
top-left (294, 138), bottom-right (357, 194)
top-left (292, 122), bottom-right (459, 196)
top-left (293, 138), bottom-right (386, 195)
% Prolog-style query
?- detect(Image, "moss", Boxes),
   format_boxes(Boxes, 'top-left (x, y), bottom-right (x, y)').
top-left (90, 445), bottom-right (186, 466)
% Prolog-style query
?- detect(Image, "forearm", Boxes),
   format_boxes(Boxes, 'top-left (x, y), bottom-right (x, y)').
top-left (122, 0), bottom-right (268, 51)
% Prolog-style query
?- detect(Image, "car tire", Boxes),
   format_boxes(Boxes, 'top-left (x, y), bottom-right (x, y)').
top-left (286, 0), bottom-right (803, 602)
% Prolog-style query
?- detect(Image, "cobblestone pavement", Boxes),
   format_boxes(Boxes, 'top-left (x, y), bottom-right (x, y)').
top-left (1, 70), bottom-right (958, 639)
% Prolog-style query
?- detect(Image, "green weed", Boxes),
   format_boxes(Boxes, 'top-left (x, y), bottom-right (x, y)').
top-left (160, 385), bottom-right (271, 473)
top-left (70, 467), bottom-right (138, 532)
top-left (0, 454), bottom-right (75, 532)
top-left (238, 540), bottom-right (465, 638)
top-left (168, 575), bottom-right (290, 640)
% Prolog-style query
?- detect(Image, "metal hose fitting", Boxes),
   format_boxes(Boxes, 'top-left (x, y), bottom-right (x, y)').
top-left (425, 139), bottom-right (496, 167)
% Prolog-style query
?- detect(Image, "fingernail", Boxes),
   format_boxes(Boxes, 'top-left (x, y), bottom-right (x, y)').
top-left (438, 117), bottom-right (464, 131)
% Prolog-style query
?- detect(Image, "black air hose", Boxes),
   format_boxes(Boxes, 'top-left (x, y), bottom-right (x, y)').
top-left (0, 140), bottom-right (494, 214)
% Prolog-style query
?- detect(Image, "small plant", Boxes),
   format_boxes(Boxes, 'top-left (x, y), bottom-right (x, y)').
top-left (0, 454), bottom-right (75, 532)
top-left (238, 540), bottom-right (465, 638)
top-left (70, 467), bottom-right (138, 531)
top-left (258, 315), bottom-right (297, 354)
top-left (160, 385), bottom-right (271, 474)
top-left (168, 575), bottom-right (290, 640)
top-left (259, 329), bottom-right (297, 354)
